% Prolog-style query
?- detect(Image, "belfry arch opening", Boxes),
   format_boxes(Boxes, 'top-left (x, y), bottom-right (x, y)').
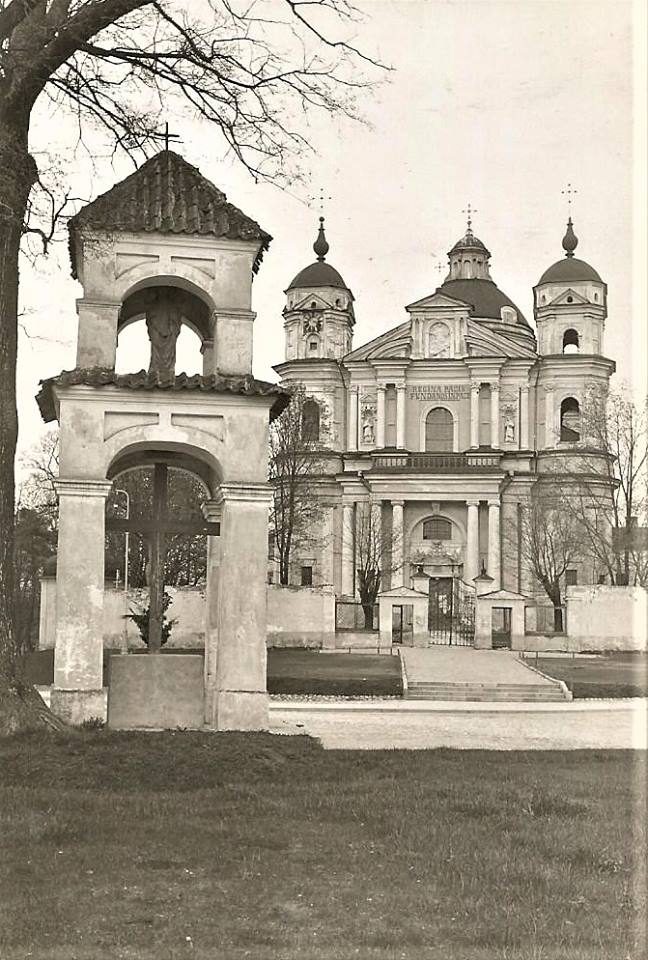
top-left (116, 285), bottom-right (210, 376)
top-left (562, 328), bottom-right (580, 354)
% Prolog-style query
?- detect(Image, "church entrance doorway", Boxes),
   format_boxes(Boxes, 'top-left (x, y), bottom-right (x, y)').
top-left (428, 577), bottom-right (475, 646)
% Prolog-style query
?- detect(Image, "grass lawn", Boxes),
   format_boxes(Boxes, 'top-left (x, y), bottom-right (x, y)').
top-left (528, 653), bottom-right (648, 699)
top-left (0, 731), bottom-right (645, 960)
top-left (267, 649), bottom-right (402, 697)
top-left (20, 649), bottom-right (403, 698)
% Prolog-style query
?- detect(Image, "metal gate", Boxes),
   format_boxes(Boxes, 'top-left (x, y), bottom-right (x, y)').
top-left (428, 577), bottom-right (475, 646)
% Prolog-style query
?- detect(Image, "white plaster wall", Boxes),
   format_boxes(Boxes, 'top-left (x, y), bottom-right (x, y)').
top-left (267, 585), bottom-right (336, 648)
top-left (565, 586), bottom-right (647, 651)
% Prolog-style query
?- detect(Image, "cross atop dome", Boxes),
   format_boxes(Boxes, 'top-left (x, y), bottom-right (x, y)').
top-left (462, 202), bottom-right (478, 235)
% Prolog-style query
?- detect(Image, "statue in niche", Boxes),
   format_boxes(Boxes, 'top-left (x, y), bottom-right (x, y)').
top-left (504, 418), bottom-right (515, 443)
top-left (146, 293), bottom-right (182, 376)
top-left (361, 400), bottom-right (376, 444)
top-left (501, 397), bottom-right (517, 444)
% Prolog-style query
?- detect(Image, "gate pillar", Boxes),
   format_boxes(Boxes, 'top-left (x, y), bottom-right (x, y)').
top-left (207, 481), bottom-right (272, 730)
top-left (51, 478), bottom-right (113, 723)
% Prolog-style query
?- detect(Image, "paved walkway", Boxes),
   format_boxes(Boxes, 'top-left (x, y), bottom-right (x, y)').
top-left (270, 700), bottom-right (647, 750)
top-left (401, 646), bottom-right (556, 685)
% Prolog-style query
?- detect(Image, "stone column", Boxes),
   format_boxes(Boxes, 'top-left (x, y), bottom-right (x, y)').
top-left (396, 385), bottom-right (406, 448)
top-left (470, 383), bottom-right (480, 448)
top-left (341, 502), bottom-right (355, 597)
top-left (208, 481), bottom-right (272, 731)
top-left (544, 384), bottom-right (555, 448)
top-left (347, 387), bottom-right (358, 451)
top-left (520, 385), bottom-right (530, 449)
top-left (490, 382), bottom-right (500, 448)
top-left (487, 499), bottom-right (501, 590)
top-left (391, 500), bottom-right (405, 587)
top-left (371, 500), bottom-right (382, 567)
top-left (50, 478), bottom-right (113, 724)
top-left (201, 338), bottom-right (215, 377)
top-left (376, 385), bottom-right (386, 447)
top-left (465, 499), bottom-right (480, 586)
top-left (76, 299), bottom-right (121, 368)
top-left (201, 500), bottom-right (222, 726)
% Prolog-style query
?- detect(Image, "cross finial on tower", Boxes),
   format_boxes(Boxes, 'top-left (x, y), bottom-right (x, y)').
top-left (308, 188), bottom-right (332, 217)
top-left (462, 203), bottom-right (477, 234)
top-left (434, 261), bottom-right (446, 285)
top-left (561, 182), bottom-right (577, 213)
top-left (155, 121), bottom-right (182, 151)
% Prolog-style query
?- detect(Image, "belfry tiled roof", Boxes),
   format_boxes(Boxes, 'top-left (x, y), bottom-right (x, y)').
top-left (67, 150), bottom-right (272, 278)
top-left (36, 368), bottom-right (290, 423)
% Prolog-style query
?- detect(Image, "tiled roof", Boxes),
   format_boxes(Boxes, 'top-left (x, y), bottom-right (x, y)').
top-left (36, 368), bottom-right (290, 423)
top-left (67, 150), bottom-right (272, 277)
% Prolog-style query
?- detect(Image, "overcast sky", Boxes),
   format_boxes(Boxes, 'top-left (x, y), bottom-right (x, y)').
top-left (17, 0), bottom-right (642, 468)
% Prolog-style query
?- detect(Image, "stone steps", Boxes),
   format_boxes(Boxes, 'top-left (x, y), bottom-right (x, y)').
top-left (405, 681), bottom-right (568, 702)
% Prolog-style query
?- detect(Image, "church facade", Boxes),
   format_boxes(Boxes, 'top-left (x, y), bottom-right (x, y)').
top-left (273, 215), bottom-right (615, 601)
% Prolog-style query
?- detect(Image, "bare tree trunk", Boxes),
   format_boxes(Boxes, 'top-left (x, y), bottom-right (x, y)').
top-left (0, 116), bottom-right (36, 679)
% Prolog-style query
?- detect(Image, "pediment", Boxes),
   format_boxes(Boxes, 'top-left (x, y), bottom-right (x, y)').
top-left (548, 288), bottom-right (589, 306)
top-left (465, 320), bottom-right (537, 360)
top-left (344, 321), bottom-right (411, 362)
top-left (406, 291), bottom-right (470, 312)
top-left (289, 292), bottom-right (335, 312)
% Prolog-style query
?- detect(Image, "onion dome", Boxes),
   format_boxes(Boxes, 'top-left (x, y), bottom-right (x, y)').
top-left (538, 219), bottom-right (602, 284)
top-left (286, 217), bottom-right (349, 291)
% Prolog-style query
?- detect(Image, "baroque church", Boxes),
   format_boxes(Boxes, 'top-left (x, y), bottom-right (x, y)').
top-left (273, 213), bottom-right (615, 600)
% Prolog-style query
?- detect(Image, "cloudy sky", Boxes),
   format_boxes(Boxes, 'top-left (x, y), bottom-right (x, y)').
top-left (17, 0), bottom-right (641, 466)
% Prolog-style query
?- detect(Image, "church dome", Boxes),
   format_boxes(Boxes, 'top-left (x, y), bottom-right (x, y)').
top-left (286, 217), bottom-right (349, 291)
top-left (439, 278), bottom-right (529, 326)
top-left (537, 219), bottom-right (602, 284)
top-left (448, 228), bottom-right (491, 259)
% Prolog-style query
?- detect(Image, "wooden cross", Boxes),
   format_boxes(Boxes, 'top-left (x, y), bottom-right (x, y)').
top-left (462, 203), bottom-right (477, 230)
top-left (156, 121), bottom-right (182, 151)
top-left (106, 463), bottom-right (219, 651)
top-left (561, 182), bottom-right (577, 211)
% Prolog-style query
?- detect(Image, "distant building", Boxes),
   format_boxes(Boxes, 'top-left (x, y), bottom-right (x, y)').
top-left (273, 214), bottom-right (615, 599)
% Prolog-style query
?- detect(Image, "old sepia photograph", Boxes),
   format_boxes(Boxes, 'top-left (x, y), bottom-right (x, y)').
top-left (0, 0), bottom-right (646, 957)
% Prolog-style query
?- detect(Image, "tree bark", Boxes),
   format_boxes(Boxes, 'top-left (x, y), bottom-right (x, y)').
top-left (0, 114), bottom-right (37, 680)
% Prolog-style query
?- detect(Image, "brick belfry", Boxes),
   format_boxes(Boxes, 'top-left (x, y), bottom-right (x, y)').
top-left (36, 150), bottom-right (288, 729)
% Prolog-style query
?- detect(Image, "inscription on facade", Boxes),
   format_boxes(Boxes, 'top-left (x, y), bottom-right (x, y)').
top-left (409, 385), bottom-right (470, 401)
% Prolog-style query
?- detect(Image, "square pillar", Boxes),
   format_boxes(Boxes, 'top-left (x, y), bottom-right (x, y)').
top-left (487, 500), bottom-right (501, 591)
top-left (396, 385), bottom-right (406, 448)
top-left (341, 502), bottom-right (355, 597)
top-left (470, 383), bottom-right (480, 448)
top-left (490, 382), bottom-right (500, 448)
top-left (76, 300), bottom-right (120, 368)
top-left (50, 478), bottom-right (113, 724)
top-left (376, 385), bottom-right (386, 447)
top-left (208, 482), bottom-right (272, 731)
top-left (213, 310), bottom-right (255, 376)
top-left (465, 499), bottom-right (480, 586)
top-left (520, 385), bottom-right (530, 448)
top-left (391, 500), bottom-right (405, 587)
top-left (201, 338), bottom-right (215, 377)
top-left (544, 384), bottom-right (555, 448)
top-left (201, 501), bottom-right (222, 725)
top-left (347, 387), bottom-right (359, 451)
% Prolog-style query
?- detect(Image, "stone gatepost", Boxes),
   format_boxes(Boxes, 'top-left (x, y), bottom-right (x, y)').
top-left (208, 482), bottom-right (273, 730)
top-left (50, 478), bottom-right (113, 723)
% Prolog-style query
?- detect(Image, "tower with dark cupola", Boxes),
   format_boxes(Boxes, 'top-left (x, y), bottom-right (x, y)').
top-left (283, 218), bottom-right (355, 361)
top-left (534, 220), bottom-right (613, 449)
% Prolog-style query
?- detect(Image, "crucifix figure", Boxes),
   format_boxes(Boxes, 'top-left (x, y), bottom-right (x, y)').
top-left (106, 464), bottom-right (220, 651)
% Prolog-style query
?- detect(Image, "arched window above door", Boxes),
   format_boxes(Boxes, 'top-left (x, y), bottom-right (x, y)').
top-left (425, 407), bottom-right (453, 452)
top-left (422, 517), bottom-right (452, 540)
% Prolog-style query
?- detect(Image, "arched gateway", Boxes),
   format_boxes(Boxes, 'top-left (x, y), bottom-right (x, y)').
top-left (36, 151), bottom-right (288, 730)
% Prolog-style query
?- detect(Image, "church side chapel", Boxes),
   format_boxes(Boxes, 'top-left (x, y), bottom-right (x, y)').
top-left (273, 206), bottom-right (615, 642)
top-left (36, 150), bottom-right (288, 729)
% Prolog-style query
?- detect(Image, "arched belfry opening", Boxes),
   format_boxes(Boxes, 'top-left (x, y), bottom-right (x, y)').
top-left (36, 149), bottom-right (289, 732)
top-left (116, 286), bottom-right (210, 376)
